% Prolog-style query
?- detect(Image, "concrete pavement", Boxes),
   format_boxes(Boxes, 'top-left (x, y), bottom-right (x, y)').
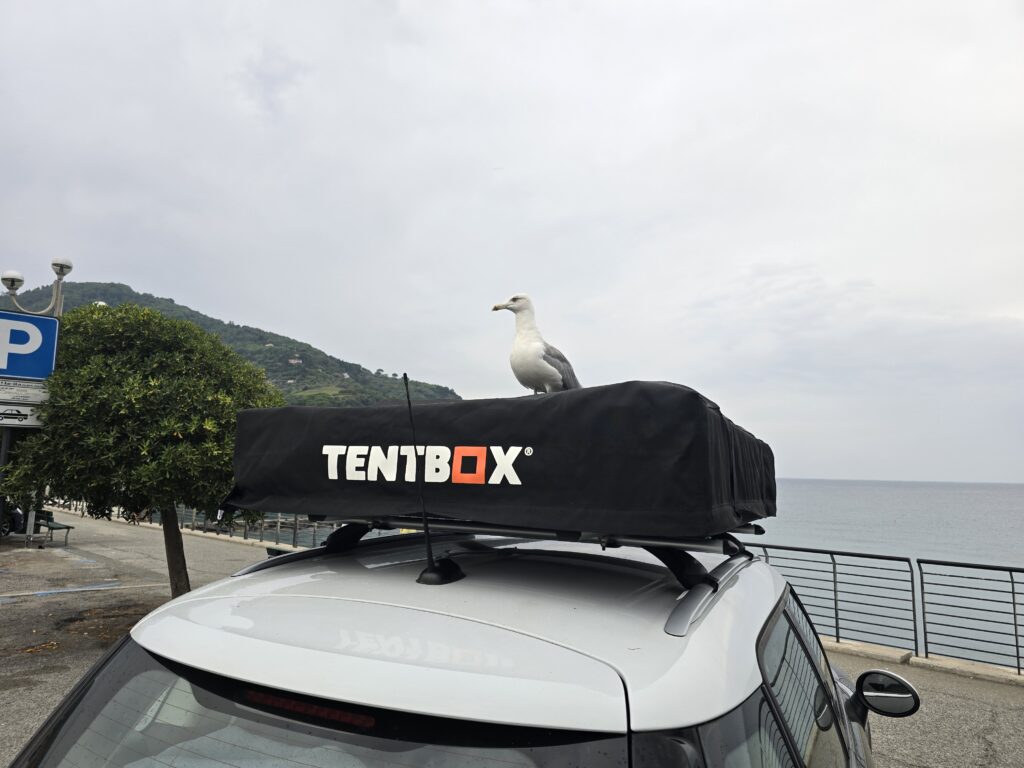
top-left (828, 650), bottom-right (1024, 767)
top-left (0, 508), bottom-right (260, 766)
top-left (2, 509), bottom-right (1023, 767)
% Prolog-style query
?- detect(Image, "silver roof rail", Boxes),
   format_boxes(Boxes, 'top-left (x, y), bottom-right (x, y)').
top-left (664, 551), bottom-right (757, 637)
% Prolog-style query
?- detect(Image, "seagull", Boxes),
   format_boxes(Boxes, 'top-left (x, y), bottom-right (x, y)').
top-left (492, 294), bottom-right (581, 394)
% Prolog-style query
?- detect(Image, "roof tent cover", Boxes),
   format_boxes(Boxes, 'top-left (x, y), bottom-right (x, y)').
top-left (224, 381), bottom-right (776, 539)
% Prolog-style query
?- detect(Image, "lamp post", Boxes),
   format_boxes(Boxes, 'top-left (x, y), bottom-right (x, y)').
top-left (1, 256), bottom-right (74, 318)
top-left (0, 257), bottom-right (73, 545)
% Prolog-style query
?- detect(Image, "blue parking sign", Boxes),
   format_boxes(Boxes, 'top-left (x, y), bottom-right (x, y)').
top-left (0, 310), bottom-right (60, 380)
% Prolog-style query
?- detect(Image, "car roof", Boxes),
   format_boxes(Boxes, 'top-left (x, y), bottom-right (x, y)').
top-left (131, 533), bottom-right (787, 732)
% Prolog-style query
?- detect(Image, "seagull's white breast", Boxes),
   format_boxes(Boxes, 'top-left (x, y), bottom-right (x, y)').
top-left (510, 336), bottom-right (562, 392)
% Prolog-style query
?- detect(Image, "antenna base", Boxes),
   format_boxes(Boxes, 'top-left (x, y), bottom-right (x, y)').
top-left (417, 557), bottom-right (465, 585)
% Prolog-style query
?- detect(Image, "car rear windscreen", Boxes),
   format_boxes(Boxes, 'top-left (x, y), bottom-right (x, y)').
top-left (28, 639), bottom-right (627, 768)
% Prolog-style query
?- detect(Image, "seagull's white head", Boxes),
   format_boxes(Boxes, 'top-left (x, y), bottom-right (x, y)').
top-left (492, 293), bottom-right (534, 314)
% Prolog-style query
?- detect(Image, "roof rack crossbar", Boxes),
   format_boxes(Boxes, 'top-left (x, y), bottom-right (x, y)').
top-left (340, 516), bottom-right (747, 555)
top-left (231, 518), bottom-right (761, 592)
top-left (663, 551), bottom-right (757, 637)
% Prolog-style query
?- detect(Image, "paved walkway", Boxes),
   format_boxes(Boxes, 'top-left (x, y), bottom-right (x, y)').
top-left (2, 509), bottom-right (1023, 767)
top-left (828, 650), bottom-right (1024, 767)
top-left (0, 508), bottom-right (260, 766)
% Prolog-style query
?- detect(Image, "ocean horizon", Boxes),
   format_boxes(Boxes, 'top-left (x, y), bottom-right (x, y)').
top-left (745, 477), bottom-right (1024, 568)
top-left (778, 477), bottom-right (1024, 486)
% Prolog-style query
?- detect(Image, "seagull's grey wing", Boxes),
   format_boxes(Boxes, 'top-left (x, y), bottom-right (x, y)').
top-left (542, 343), bottom-right (581, 390)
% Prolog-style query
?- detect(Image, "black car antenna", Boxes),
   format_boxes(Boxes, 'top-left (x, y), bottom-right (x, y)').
top-left (403, 373), bottom-right (464, 585)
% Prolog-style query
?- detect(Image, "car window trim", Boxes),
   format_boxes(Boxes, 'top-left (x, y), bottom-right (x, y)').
top-left (753, 591), bottom-right (803, 767)
top-left (755, 587), bottom-right (849, 768)
top-left (783, 589), bottom-right (853, 748)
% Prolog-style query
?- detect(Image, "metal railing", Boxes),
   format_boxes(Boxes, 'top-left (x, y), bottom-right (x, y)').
top-left (749, 544), bottom-right (918, 655)
top-left (175, 510), bottom-right (338, 549)
top-left (918, 559), bottom-right (1023, 674)
top-left (750, 544), bottom-right (1023, 674)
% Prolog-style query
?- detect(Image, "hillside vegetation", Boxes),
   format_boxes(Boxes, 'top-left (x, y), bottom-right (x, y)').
top-left (0, 282), bottom-right (460, 406)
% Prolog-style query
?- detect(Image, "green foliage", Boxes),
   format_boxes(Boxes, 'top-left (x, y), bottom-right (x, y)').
top-left (1, 283), bottom-right (461, 406)
top-left (2, 304), bottom-right (284, 516)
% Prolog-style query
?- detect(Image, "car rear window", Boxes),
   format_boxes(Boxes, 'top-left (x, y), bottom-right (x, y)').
top-left (30, 639), bottom-right (628, 768)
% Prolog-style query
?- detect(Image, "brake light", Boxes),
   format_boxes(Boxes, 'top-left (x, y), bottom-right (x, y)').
top-left (244, 690), bottom-right (376, 729)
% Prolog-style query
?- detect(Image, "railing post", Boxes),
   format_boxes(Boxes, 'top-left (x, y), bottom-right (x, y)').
top-left (1010, 571), bottom-right (1021, 675)
top-left (918, 562), bottom-right (930, 659)
top-left (276, 516), bottom-right (281, 544)
top-left (292, 513), bottom-right (298, 547)
top-left (830, 554), bottom-right (840, 643)
top-left (191, 508), bottom-right (196, 531)
top-left (907, 558), bottom-right (919, 657)
top-left (313, 521), bottom-right (318, 546)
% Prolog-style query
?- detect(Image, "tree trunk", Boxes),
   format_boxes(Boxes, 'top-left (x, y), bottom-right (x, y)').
top-left (161, 505), bottom-right (191, 598)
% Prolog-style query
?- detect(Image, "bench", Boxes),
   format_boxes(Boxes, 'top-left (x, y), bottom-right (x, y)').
top-left (40, 520), bottom-right (74, 547)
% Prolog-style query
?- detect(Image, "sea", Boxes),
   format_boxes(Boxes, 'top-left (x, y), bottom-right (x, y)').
top-left (744, 478), bottom-right (1024, 569)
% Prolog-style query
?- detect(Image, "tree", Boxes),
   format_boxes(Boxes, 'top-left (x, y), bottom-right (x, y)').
top-left (2, 304), bottom-right (284, 597)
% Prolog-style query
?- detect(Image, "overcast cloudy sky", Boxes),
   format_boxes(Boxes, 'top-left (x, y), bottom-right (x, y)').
top-left (1, 1), bottom-right (1022, 483)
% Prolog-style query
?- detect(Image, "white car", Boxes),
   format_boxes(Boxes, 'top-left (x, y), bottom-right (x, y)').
top-left (12, 527), bottom-right (919, 768)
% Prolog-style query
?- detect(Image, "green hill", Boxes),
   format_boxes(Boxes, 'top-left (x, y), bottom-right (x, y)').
top-left (0, 282), bottom-right (461, 406)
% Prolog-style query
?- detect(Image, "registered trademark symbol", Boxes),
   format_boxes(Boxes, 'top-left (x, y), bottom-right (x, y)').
top-left (524, 447), bottom-right (533, 457)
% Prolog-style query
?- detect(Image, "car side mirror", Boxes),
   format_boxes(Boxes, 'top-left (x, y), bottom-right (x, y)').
top-left (856, 670), bottom-right (921, 718)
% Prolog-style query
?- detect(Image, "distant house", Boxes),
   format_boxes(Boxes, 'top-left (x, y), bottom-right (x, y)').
top-left (264, 343), bottom-right (274, 348)
top-left (286, 379), bottom-right (295, 384)
top-left (342, 372), bottom-right (351, 379)
top-left (288, 358), bottom-right (303, 365)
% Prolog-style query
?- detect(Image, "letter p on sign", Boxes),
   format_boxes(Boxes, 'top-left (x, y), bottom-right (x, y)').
top-left (0, 310), bottom-right (60, 380)
top-left (0, 319), bottom-right (42, 367)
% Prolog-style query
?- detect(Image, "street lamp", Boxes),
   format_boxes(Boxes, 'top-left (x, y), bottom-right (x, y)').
top-left (2, 257), bottom-right (74, 317)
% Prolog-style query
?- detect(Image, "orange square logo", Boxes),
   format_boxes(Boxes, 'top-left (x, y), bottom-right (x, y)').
top-left (452, 445), bottom-right (487, 484)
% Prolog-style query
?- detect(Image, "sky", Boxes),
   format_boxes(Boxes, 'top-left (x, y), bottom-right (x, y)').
top-left (1, 1), bottom-right (1022, 483)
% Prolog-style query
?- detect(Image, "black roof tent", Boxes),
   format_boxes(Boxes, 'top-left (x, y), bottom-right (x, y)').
top-left (223, 381), bottom-right (776, 540)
